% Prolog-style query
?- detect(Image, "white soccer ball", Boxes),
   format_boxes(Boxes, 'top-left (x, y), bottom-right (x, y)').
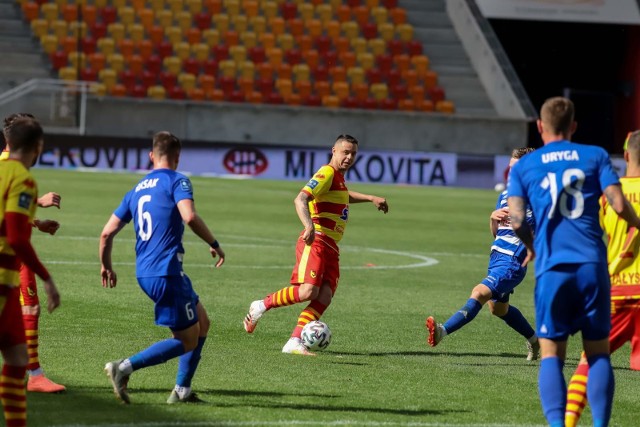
top-left (494, 182), bottom-right (506, 192)
top-left (301, 320), bottom-right (332, 351)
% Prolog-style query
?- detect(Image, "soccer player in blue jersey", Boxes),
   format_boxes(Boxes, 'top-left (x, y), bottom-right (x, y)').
top-left (426, 147), bottom-right (539, 360)
top-left (508, 97), bottom-right (640, 427)
top-left (99, 131), bottom-right (226, 404)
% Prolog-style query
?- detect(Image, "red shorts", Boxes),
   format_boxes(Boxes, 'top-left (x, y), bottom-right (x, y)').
top-left (0, 285), bottom-right (26, 349)
top-left (610, 299), bottom-right (640, 370)
top-left (19, 263), bottom-right (38, 307)
top-left (290, 235), bottom-right (340, 294)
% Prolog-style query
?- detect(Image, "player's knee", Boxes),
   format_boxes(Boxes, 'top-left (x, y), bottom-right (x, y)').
top-left (470, 285), bottom-right (492, 304)
top-left (21, 304), bottom-right (40, 316)
top-left (198, 309), bottom-right (211, 336)
top-left (298, 284), bottom-right (319, 301)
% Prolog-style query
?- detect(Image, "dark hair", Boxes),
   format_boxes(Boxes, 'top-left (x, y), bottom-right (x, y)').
top-left (540, 97), bottom-right (575, 135)
top-left (336, 134), bottom-right (359, 145)
top-left (3, 114), bottom-right (43, 153)
top-left (511, 147), bottom-right (535, 159)
top-left (152, 131), bottom-right (181, 157)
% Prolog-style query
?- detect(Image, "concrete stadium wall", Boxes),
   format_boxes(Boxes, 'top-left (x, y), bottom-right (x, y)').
top-left (85, 98), bottom-right (529, 156)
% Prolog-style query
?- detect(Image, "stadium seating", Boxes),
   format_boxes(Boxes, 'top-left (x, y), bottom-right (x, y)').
top-left (21, 0), bottom-right (453, 112)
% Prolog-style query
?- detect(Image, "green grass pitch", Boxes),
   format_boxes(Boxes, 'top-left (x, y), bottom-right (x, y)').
top-left (25, 168), bottom-right (636, 427)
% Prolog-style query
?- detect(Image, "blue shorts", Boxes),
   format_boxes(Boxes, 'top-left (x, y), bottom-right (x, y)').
top-left (137, 274), bottom-right (199, 331)
top-left (535, 262), bottom-right (611, 341)
top-left (481, 251), bottom-right (527, 303)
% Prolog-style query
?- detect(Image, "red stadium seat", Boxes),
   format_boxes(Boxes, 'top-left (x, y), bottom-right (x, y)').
top-left (120, 70), bottom-right (136, 90)
top-left (157, 41), bottom-right (173, 59)
top-left (390, 83), bottom-right (407, 100)
top-left (50, 51), bottom-right (68, 70)
top-left (131, 85), bottom-right (147, 98)
top-left (160, 72), bottom-right (178, 91)
top-left (195, 12), bottom-right (212, 30)
top-left (141, 70), bottom-right (157, 88)
top-left (82, 36), bottom-right (97, 54)
top-left (229, 90), bottom-right (245, 102)
top-left (387, 69), bottom-right (401, 87)
top-left (376, 54), bottom-right (393, 75)
top-left (219, 75), bottom-right (236, 95)
top-left (249, 46), bottom-right (266, 63)
top-left (91, 22), bottom-right (107, 39)
top-left (407, 40), bottom-right (423, 56)
top-left (342, 96), bottom-right (359, 108)
top-left (388, 39), bottom-right (404, 56)
top-left (169, 86), bottom-right (187, 99)
top-left (315, 36), bottom-right (331, 55)
top-left (214, 44), bottom-right (230, 60)
top-left (183, 58), bottom-right (200, 75)
top-left (145, 55), bottom-right (162, 75)
top-left (202, 58), bottom-right (219, 75)
top-left (383, 0), bottom-right (398, 8)
top-left (362, 97), bottom-right (378, 109)
top-left (285, 49), bottom-right (302, 65)
top-left (281, 2), bottom-right (297, 20)
top-left (101, 6), bottom-right (117, 25)
top-left (366, 68), bottom-right (382, 84)
top-left (380, 98), bottom-right (397, 110)
top-left (80, 68), bottom-right (98, 82)
top-left (429, 86), bottom-right (445, 103)
top-left (362, 23), bottom-right (378, 40)
top-left (322, 51), bottom-right (338, 67)
top-left (258, 78), bottom-right (274, 96)
top-left (313, 65), bottom-right (329, 81)
top-left (266, 92), bottom-right (284, 104)
top-left (304, 94), bottom-right (322, 106)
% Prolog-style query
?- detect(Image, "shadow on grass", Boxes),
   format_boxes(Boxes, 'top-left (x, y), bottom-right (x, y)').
top-left (326, 350), bottom-right (530, 359)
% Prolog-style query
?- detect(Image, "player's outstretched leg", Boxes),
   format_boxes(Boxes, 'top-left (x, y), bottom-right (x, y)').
top-left (565, 360), bottom-right (589, 427)
top-left (426, 298), bottom-right (483, 347)
top-left (244, 286), bottom-right (302, 333)
top-left (425, 316), bottom-right (444, 347)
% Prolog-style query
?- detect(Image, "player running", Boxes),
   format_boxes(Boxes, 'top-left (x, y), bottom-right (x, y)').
top-left (426, 147), bottom-right (539, 360)
top-left (242, 134), bottom-right (389, 355)
top-left (99, 131), bottom-right (225, 404)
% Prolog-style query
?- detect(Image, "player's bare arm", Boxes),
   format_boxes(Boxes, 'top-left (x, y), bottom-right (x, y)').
top-left (177, 199), bottom-right (225, 267)
top-left (490, 207), bottom-right (509, 237)
top-left (33, 219), bottom-right (60, 235)
top-left (507, 196), bottom-right (534, 266)
top-left (603, 184), bottom-right (640, 229)
top-left (294, 191), bottom-right (315, 245)
top-left (348, 191), bottom-right (389, 213)
top-left (99, 214), bottom-right (126, 288)
top-left (37, 191), bottom-right (61, 209)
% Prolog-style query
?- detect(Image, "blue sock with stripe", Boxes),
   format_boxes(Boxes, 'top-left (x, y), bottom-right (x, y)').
top-left (539, 356), bottom-right (566, 427)
top-left (498, 305), bottom-right (535, 339)
top-left (176, 337), bottom-right (207, 387)
top-left (129, 338), bottom-right (186, 371)
top-left (443, 298), bottom-right (482, 335)
top-left (587, 353), bottom-right (614, 427)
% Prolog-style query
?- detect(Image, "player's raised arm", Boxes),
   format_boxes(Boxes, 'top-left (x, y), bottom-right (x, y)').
top-left (177, 199), bottom-right (225, 267)
top-left (99, 214), bottom-right (127, 287)
top-left (348, 191), bottom-right (389, 213)
top-left (294, 191), bottom-right (315, 245)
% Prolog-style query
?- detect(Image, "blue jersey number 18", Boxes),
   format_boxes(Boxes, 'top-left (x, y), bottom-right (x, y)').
top-left (540, 168), bottom-right (585, 220)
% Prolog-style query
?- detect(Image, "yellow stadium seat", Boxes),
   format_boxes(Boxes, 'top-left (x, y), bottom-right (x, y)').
top-left (187, 0), bottom-right (203, 14)
top-left (357, 52), bottom-right (374, 70)
top-left (178, 72), bottom-right (196, 91)
top-left (40, 34), bottom-right (58, 55)
top-left (277, 33), bottom-right (293, 51)
top-left (150, 0), bottom-right (165, 11)
top-left (107, 22), bottom-right (125, 41)
top-left (270, 17), bottom-right (285, 36)
top-left (233, 15), bottom-right (248, 32)
top-left (397, 23), bottom-right (414, 42)
top-left (176, 11), bottom-right (192, 33)
top-left (118, 6), bottom-right (135, 26)
top-left (276, 78), bottom-right (293, 100)
top-left (378, 22), bottom-right (394, 42)
top-left (230, 45), bottom-right (247, 63)
top-left (148, 85), bottom-right (167, 99)
top-left (156, 10), bottom-right (173, 28)
top-left (41, 3), bottom-right (59, 23)
top-left (371, 6), bottom-right (388, 26)
top-left (329, 0), bottom-right (341, 9)
top-left (70, 21), bottom-right (88, 38)
top-left (298, 3), bottom-right (313, 22)
top-left (262, 1), bottom-right (278, 19)
top-left (192, 43), bottom-right (210, 61)
top-left (213, 14), bottom-right (230, 33)
top-left (58, 66), bottom-right (77, 81)
top-left (243, 0), bottom-right (259, 17)
top-left (99, 68), bottom-right (118, 90)
top-left (169, 0), bottom-right (184, 14)
top-left (267, 47), bottom-right (282, 67)
top-left (98, 37), bottom-right (116, 56)
top-left (368, 38), bottom-right (385, 56)
top-left (341, 21), bottom-right (359, 40)
top-left (163, 56), bottom-right (182, 74)
top-left (411, 55), bottom-right (429, 78)
top-left (31, 19), bottom-right (49, 38)
top-left (112, 0), bottom-right (127, 8)
top-left (202, 29), bottom-right (220, 47)
top-left (219, 59), bottom-right (236, 77)
top-left (351, 38), bottom-right (367, 55)
top-left (241, 31), bottom-right (257, 48)
top-left (436, 100), bottom-right (455, 114)
top-left (166, 26), bottom-right (183, 44)
top-left (239, 60), bottom-right (255, 79)
top-left (90, 82), bottom-right (107, 97)
top-left (315, 4), bottom-right (332, 23)
top-left (69, 51), bottom-right (86, 69)
top-left (129, 23), bottom-right (145, 42)
top-left (94, 0), bottom-right (108, 7)
top-left (293, 63), bottom-right (310, 81)
top-left (325, 20), bottom-right (340, 40)
top-left (370, 82), bottom-right (388, 100)
top-left (226, 0), bottom-right (241, 16)
top-left (138, 8), bottom-right (154, 29)
top-left (250, 16), bottom-right (266, 35)
top-left (51, 19), bottom-right (68, 39)
top-left (347, 66), bottom-right (365, 84)
top-left (174, 42), bottom-right (191, 60)
top-left (107, 53), bottom-right (125, 72)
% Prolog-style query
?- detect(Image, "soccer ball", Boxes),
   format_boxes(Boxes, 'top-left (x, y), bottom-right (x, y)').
top-left (301, 320), bottom-right (332, 351)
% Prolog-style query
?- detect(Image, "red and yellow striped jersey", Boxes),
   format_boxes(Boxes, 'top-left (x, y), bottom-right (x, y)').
top-left (600, 176), bottom-right (640, 300)
top-left (301, 165), bottom-right (349, 248)
top-left (0, 160), bottom-right (38, 286)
